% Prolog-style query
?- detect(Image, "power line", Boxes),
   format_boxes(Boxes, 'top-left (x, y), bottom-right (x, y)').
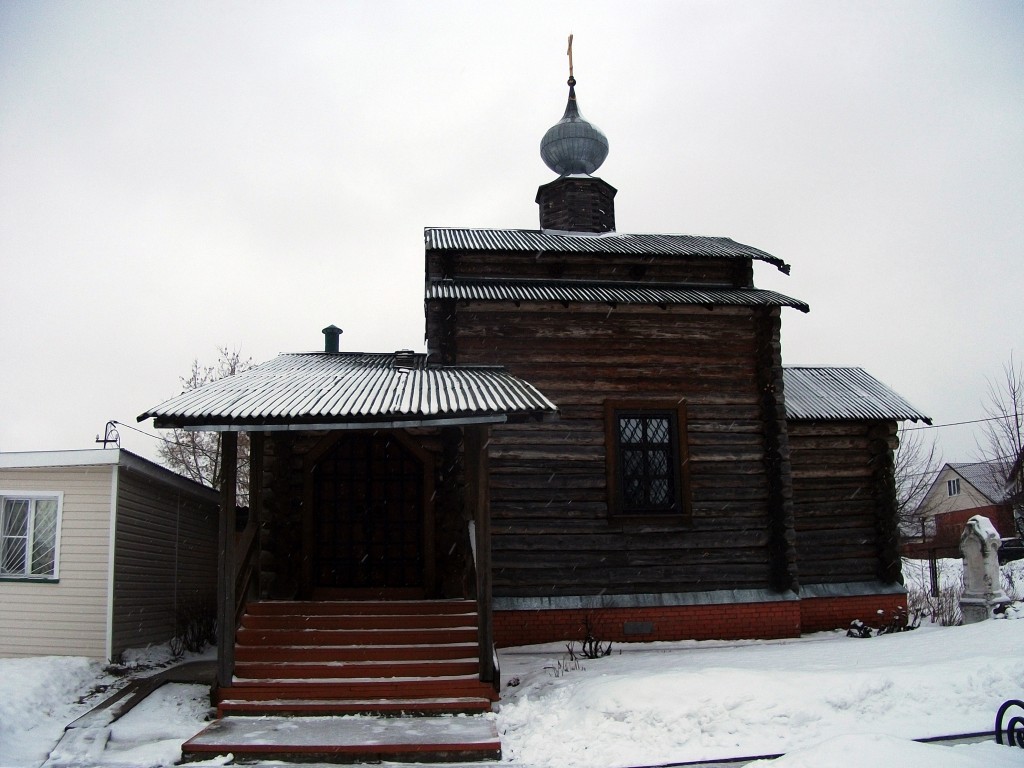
top-left (903, 415), bottom-right (1016, 432)
top-left (111, 420), bottom-right (172, 443)
top-left (111, 419), bottom-right (207, 452)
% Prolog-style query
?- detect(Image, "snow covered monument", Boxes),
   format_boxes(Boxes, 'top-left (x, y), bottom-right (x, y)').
top-left (959, 515), bottom-right (1011, 623)
top-left (137, 39), bottom-right (929, 759)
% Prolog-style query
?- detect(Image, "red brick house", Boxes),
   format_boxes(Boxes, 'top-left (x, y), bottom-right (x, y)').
top-left (909, 461), bottom-right (1017, 556)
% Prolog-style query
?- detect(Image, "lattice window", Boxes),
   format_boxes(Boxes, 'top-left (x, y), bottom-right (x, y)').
top-left (1, 494), bottom-right (60, 579)
top-left (605, 402), bottom-right (690, 518)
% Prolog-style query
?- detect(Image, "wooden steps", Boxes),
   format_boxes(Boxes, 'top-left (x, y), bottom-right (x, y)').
top-left (183, 599), bottom-right (501, 762)
top-left (182, 714), bottom-right (502, 763)
top-left (218, 599), bottom-right (497, 718)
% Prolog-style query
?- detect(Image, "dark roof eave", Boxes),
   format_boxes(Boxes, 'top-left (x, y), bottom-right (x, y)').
top-left (148, 410), bottom-right (558, 432)
top-left (426, 278), bottom-right (809, 313)
top-left (786, 414), bottom-right (933, 425)
top-left (424, 227), bottom-right (793, 274)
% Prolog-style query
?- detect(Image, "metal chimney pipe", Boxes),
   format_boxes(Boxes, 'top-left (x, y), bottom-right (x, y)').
top-left (322, 325), bottom-right (342, 353)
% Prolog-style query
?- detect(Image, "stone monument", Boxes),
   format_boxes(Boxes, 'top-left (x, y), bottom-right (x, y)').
top-left (959, 515), bottom-right (1011, 623)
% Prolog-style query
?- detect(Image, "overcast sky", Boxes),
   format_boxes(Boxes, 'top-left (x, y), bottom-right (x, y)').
top-left (1, 1), bottom-right (1021, 468)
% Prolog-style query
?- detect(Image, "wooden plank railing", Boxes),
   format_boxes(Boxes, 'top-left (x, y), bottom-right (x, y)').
top-left (468, 519), bottom-right (499, 692)
top-left (233, 520), bottom-right (259, 630)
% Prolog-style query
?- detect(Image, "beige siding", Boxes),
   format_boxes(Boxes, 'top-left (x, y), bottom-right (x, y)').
top-left (0, 466), bottom-right (112, 658)
top-left (110, 467), bottom-right (218, 657)
top-left (920, 467), bottom-right (995, 520)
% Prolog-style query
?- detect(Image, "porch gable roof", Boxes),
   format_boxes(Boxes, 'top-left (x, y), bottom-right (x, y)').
top-left (139, 352), bottom-right (557, 431)
top-left (782, 366), bottom-right (931, 423)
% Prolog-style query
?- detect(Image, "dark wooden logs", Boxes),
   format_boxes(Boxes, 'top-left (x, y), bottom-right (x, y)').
top-left (789, 420), bottom-right (902, 586)
top-left (217, 430), bottom-right (238, 689)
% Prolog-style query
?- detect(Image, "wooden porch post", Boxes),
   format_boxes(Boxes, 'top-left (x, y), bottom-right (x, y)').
top-left (248, 431), bottom-right (263, 602)
top-left (217, 430), bottom-right (238, 689)
top-left (465, 424), bottom-right (495, 684)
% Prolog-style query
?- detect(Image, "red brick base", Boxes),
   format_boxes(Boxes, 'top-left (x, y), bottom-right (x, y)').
top-left (799, 593), bottom-right (907, 634)
top-left (494, 601), bottom-right (802, 647)
top-left (494, 593), bottom-right (908, 647)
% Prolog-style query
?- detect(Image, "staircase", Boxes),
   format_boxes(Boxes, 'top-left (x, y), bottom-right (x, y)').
top-left (182, 599), bottom-right (502, 762)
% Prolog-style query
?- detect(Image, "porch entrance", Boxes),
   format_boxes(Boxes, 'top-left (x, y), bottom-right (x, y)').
top-left (310, 431), bottom-right (430, 594)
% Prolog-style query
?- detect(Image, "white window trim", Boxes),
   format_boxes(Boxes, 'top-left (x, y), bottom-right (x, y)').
top-left (0, 490), bottom-right (63, 581)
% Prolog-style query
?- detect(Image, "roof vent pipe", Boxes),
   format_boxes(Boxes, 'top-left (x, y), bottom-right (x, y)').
top-left (322, 325), bottom-right (342, 353)
top-left (394, 349), bottom-right (417, 369)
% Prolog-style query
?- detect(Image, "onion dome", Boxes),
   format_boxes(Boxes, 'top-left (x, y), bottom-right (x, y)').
top-left (540, 76), bottom-right (609, 176)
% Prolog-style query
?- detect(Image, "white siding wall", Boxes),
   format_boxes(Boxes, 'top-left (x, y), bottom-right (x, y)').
top-left (0, 466), bottom-right (112, 658)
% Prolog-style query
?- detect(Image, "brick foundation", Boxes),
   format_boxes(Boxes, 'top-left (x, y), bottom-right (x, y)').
top-left (494, 592), bottom-right (909, 646)
top-left (494, 600), bottom-right (802, 647)
top-left (799, 592), bottom-right (907, 634)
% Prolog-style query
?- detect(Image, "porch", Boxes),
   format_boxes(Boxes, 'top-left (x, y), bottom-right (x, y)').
top-left (138, 344), bottom-right (555, 761)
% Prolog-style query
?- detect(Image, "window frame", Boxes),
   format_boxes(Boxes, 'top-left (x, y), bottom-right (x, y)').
top-left (947, 478), bottom-right (961, 497)
top-left (604, 399), bottom-right (691, 522)
top-left (0, 491), bottom-right (63, 581)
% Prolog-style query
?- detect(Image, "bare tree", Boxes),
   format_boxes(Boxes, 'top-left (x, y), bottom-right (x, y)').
top-left (977, 353), bottom-right (1024, 478)
top-left (978, 353), bottom-right (1023, 537)
top-left (158, 347), bottom-right (253, 505)
top-left (894, 425), bottom-right (941, 540)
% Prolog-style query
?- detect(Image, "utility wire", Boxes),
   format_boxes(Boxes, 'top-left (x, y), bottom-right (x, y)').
top-left (111, 419), bottom-right (202, 451)
top-left (903, 415), bottom-right (1016, 431)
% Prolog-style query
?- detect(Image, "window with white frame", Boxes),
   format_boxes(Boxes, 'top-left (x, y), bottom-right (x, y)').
top-left (946, 478), bottom-right (961, 497)
top-left (0, 493), bottom-right (61, 579)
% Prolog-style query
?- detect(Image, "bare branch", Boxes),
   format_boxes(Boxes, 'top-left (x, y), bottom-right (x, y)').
top-left (895, 425), bottom-right (942, 539)
top-left (157, 347), bottom-right (254, 505)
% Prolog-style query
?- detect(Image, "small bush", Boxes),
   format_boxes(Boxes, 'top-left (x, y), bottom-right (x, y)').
top-left (170, 600), bottom-right (216, 658)
top-left (566, 614), bottom-right (612, 660)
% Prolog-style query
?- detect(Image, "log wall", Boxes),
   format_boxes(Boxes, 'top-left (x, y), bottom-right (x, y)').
top-left (426, 249), bottom-right (754, 288)
top-left (428, 295), bottom-right (790, 598)
top-left (788, 420), bottom-right (902, 586)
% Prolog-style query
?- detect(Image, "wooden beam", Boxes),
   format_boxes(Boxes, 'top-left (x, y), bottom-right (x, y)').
top-left (248, 431), bottom-right (263, 602)
top-left (465, 424), bottom-right (495, 685)
top-left (217, 431), bottom-right (238, 689)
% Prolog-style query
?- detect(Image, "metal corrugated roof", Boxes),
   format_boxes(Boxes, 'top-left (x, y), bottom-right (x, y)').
top-left (139, 353), bottom-right (557, 430)
top-left (783, 367), bottom-right (930, 423)
top-left (427, 278), bottom-right (809, 313)
top-left (424, 227), bottom-right (792, 273)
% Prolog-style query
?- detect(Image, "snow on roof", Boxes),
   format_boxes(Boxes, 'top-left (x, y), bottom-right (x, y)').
top-left (782, 366), bottom-right (930, 423)
top-left (139, 352), bottom-right (557, 431)
top-left (424, 227), bottom-right (793, 273)
top-left (949, 461), bottom-right (1009, 504)
top-left (427, 277), bottom-right (808, 312)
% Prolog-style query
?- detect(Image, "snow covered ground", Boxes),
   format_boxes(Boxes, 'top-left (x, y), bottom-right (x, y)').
top-left (1, 559), bottom-right (1022, 768)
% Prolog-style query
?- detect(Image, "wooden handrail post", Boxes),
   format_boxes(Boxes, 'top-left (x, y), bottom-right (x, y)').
top-left (465, 424), bottom-right (495, 684)
top-left (217, 431), bottom-right (238, 689)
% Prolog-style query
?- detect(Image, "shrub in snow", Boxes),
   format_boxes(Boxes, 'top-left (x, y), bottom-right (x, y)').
top-left (545, 656), bottom-right (585, 678)
top-left (847, 607), bottom-right (917, 638)
top-left (846, 620), bottom-right (872, 639)
top-left (169, 600), bottom-right (216, 658)
top-left (567, 614), bottom-right (612, 660)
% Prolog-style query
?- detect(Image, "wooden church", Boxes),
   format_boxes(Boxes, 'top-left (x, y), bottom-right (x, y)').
top-left (140, 59), bottom-right (928, 761)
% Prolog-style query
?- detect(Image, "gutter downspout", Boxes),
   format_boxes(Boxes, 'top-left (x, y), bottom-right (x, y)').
top-left (105, 457), bottom-right (120, 662)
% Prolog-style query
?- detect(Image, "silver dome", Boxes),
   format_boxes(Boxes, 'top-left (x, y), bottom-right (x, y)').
top-left (540, 79), bottom-right (609, 176)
